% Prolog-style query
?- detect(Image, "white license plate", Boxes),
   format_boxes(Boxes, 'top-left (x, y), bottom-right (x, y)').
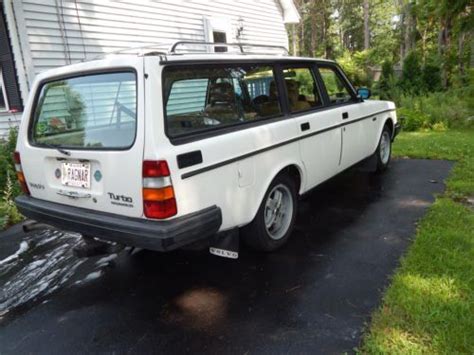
top-left (61, 162), bottom-right (91, 189)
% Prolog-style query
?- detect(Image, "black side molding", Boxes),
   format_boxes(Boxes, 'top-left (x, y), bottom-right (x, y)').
top-left (177, 150), bottom-right (203, 169)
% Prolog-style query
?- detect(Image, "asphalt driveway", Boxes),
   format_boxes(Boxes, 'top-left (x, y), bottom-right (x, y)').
top-left (0, 159), bottom-right (453, 354)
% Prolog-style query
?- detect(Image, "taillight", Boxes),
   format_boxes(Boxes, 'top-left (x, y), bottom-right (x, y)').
top-left (142, 160), bottom-right (177, 219)
top-left (12, 151), bottom-right (30, 195)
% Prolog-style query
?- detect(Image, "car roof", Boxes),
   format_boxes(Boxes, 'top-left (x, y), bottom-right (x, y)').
top-left (154, 53), bottom-right (336, 64)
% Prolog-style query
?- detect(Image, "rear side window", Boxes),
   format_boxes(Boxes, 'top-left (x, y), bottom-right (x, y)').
top-left (318, 66), bottom-right (354, 105)
top-left (31, 71), bottom-right (136, 149)
top-left (163, 64), bottom-right (281, 138)
top-left (282, 67), bottom-right (323, 113)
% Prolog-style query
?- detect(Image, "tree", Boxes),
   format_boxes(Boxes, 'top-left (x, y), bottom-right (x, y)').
top-left (378, 60), bottom-right (395, 100)
top-left (400, 51), bottom-right (423, 93)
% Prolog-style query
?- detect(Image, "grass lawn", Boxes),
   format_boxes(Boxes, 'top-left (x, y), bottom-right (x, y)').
top-left (361, 129), bottom-right (474, 354)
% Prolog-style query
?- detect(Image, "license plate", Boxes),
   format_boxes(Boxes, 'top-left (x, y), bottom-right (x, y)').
top-left (61, 162), bottom-right (91, 189)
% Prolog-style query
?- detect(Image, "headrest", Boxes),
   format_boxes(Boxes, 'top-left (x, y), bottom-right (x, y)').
top-left (209, 82), bottom-right (234, 104)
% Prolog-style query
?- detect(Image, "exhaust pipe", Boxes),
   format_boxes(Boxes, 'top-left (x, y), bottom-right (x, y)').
top-left (22, 220), bottom-right (55, 233)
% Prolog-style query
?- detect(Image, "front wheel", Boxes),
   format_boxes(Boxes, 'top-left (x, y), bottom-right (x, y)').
top-left (241, 174), bottom-right (298, 252)
top-left (375, 125), bottom-right (392, 172)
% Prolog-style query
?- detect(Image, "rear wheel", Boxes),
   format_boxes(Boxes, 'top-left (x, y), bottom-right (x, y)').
top-left (242, 174), bottom-right (297, 251)
top-left (375, 125), bottom-right (392, 172)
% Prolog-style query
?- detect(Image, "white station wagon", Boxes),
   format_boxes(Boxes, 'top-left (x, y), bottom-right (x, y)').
top-left (15, 42), bottom-right (400, 258)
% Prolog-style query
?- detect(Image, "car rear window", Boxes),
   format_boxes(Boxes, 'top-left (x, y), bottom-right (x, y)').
top-left (31, 71), bottom-right (137, 149)
top-left (163, 64), bottom-right (282, 138)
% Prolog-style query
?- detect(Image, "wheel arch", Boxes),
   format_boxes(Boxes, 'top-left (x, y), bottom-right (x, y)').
top-left (383, 117), bottom-right (394, 137)
top-left (243, 161), bottom-right (305, 227)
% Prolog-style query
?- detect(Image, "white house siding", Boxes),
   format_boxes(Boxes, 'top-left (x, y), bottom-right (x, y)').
top-left (1, 0), bottom-right (293, 137)
top-left (0, 111), bottom-right (21, 140)
top-left (18, 0), bottom-right (289, 74)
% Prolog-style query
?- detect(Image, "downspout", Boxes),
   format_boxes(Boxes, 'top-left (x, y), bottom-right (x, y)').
top-left (3, 0), bottom-right (31, 104)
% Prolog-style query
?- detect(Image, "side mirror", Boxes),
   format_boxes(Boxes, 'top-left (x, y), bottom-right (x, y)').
top-left (357, 87), bottom-right (371, 100)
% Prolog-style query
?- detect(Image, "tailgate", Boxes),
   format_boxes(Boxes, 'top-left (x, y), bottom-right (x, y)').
top-left (17, 60), bottom-right (145, 218)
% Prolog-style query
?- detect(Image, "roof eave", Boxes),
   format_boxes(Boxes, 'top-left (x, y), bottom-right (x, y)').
top-left (278, 0), bottom-right (301, 24)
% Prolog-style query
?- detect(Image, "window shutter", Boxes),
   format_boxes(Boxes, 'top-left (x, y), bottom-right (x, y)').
top-left (0, 3), bottom-right (23, 111)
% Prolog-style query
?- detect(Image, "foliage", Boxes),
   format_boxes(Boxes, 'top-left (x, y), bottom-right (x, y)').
top-left (289, 0), bottom-right (472, 97)
top-left (361, 129), bottom-right (474, 353)
top-left (377, 60), bottom-right (396, 100)
top-left (399, 52), bottom-right (423, 94)
top-left (397, 83), bottom-right (474, 131)
top-left (0, 128), bottom-right (23, 229)
top-left (422, 62), bottom-right (442, 92)
top-left (337, 50), bottom-right (372, 87)
top-left (0, 128), bottom-right (21, 198)
top-left (0, 170), bottom-right (24, 229)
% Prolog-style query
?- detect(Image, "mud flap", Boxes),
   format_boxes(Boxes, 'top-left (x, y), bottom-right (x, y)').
top-left (209, 229), bottom-right (239, 259)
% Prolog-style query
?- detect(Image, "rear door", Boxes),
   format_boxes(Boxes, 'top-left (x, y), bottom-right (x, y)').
top-left (18, 59), bottom-right (145, 218)
top-left (281, 64), bottom-right (342, 190)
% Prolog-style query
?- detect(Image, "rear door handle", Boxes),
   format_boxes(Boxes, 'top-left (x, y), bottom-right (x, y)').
top-left (342, 112), bottom-right (349, 119)
top-left (301, 122), bottom-right (310, 131)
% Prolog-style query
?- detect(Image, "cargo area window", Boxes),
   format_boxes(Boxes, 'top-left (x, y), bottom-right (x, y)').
top-left (30, 71), bottom-right (136, 149)
top-left (163, 64), bottom-right (281, 138)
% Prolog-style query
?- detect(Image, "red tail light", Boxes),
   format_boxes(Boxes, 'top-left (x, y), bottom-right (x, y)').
top-left (144, 199), bottom-right (177, 219)
top-left (12, 151), bottom-right (30, 195)
top-left (142, 160), bottom-right (177, 219)
top-left (143, 160), bottom-right (170, 177)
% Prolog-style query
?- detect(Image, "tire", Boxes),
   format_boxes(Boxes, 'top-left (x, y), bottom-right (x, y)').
top-left (375, 125), bottom-right (392, 173)
top-left (241, 173), bottom-right (298, 251)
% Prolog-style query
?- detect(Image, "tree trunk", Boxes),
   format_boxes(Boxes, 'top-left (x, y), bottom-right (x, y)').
top-left (404, 3), bottom-right (413, 55)
top-left (299, 17), bottom-right (305, 56)
top-left (363, 0), bottom-right (370, 50)
top-left (292, 24), bottom-right (297, 56)
top-left (458, 31), bottom-right (465, 77)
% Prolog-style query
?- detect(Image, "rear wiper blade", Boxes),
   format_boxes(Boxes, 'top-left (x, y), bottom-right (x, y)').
top-left (41, 143), bottom-right (71, 156)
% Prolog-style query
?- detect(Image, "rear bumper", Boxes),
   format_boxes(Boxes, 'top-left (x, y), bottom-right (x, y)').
top-left (15, 195), bottom-right (222, 252)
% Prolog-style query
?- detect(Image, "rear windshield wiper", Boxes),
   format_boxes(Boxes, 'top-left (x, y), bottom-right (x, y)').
top-left (40, 143), bottom-right (71, 156)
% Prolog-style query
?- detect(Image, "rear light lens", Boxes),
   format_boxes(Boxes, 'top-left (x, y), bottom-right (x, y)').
top-left (142, 160), bottom-right (177, 219)
top-left (143, 160), bottom-right (170, 177)
top-left (144, 199), bottom-right (177, 219)
top-left (12, 151), bottom-right (30, 195)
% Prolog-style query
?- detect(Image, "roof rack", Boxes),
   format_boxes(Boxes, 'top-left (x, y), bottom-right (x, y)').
top-left (168, 41), bottom-right (289, 55)
top-left (91, 41), bottom-right (289, 61)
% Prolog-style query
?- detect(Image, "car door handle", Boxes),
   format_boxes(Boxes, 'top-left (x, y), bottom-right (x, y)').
top-left (342, 112), bottom-right (349, 119)
top-left (301, 122), bottom-right (310, 131)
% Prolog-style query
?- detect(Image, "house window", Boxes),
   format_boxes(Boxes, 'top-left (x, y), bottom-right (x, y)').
top-left (213, 31), bottom-right (227, 52)
top-left (0, 67), bottom-right (8, 112)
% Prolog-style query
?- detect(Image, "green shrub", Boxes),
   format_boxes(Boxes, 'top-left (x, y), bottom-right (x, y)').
top-left (422, 63), bottom-right (442, 92)
top-left (397, 107), bottom-right (431, 131)
top-left (337, 50), bottom-right (372, 88)
top-left (399, 52), bottom-right (424, 94)
top-left (0, 127), bottom-right (22, 229)
top-left (378, 60), bottom-right (394, 100)
top-left (0, 170), bottom-right (23, 229)
top-left (0, 127), bottom-right (21, 199)
top-left (397, 81), bottom-right (474, 131)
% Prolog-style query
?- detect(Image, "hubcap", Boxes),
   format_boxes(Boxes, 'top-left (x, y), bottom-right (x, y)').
top-left (380, 131), bottom-right (391, 164)
top-left (264, 184), bottom-right (293, 240)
